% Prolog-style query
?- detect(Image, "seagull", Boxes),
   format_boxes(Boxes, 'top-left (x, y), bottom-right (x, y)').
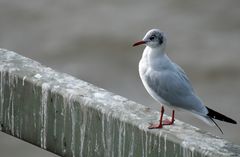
top-left (133, 29), bottom-right (237, 133)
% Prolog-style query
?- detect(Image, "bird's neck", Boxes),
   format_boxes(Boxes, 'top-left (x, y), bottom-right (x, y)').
top-left (144, 46), bottom-right (166, 59)
top-left (141, 46), bottom-right (171, 70)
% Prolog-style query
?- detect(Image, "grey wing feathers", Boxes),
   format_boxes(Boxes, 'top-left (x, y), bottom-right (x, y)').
top-left (173, 63), bottom-right (194, 91)
top-left (146, 65), bottom-right (207, 115)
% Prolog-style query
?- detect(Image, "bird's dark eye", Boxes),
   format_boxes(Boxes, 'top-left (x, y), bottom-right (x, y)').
top-left (149, 36), bottom-right (155, 41)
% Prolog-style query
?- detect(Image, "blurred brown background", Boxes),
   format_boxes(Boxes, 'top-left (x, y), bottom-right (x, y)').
top-left (0, 0), bottom-right (240, 156)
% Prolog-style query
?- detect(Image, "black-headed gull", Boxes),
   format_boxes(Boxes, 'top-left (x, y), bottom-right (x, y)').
top-left (133, 29), bottom-right (237, 133)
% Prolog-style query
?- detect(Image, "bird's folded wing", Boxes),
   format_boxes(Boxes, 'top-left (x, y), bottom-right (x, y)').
top-left (146, 67), bottom-right (207, 115)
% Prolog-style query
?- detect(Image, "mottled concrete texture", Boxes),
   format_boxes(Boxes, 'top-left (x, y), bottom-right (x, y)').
top-left (0, 48), bottom-right (239, 157)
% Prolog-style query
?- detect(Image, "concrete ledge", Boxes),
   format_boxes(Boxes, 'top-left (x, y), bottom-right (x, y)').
top-left (0, 48), bottom-right (239, 157)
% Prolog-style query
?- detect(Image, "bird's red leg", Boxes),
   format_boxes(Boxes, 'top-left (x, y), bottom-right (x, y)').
top-left (163, 110), bottom-right (175, 125)
top-left (148, 106), bottom-right (164, 129)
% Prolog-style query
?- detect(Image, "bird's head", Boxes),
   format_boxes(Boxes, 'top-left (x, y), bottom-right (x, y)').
top-left (133, 29), bottom-right (166, 49)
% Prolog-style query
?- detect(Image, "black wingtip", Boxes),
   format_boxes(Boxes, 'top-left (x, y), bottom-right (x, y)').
top-left (206, 106), bottom-right (237, 124)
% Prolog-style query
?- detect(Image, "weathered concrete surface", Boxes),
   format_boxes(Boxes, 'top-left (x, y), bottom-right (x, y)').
top-left (0, 48), bottom-right (239, 157)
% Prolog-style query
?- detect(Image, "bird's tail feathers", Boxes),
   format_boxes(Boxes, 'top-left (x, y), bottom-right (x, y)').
top-left (206, 106), bottom-right (237, 124)
top-left (193, 114), bottom-right (214, 126)
top-left (194, 113), bottom-right (224, 134)
top-left (209, 117), bottom-right (224, 134)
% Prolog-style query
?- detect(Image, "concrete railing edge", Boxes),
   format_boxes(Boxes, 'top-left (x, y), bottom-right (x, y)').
top-left (0, 48), bottom-right (239, 157)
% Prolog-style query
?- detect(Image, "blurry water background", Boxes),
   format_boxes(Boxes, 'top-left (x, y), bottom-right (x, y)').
top-left (0, 0), bottom-right (240, 156)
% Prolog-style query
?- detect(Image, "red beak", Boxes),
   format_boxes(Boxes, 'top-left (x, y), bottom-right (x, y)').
top-left (132, 40), bottom-right (146, 47)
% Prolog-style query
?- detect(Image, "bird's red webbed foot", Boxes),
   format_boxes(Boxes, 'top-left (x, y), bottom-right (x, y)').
top-left (163, 110), bottom-right (175, 125)
top-left (148, 106), bottom-right (175, 129)
top-left (148, 123), bottom-right (163, 129)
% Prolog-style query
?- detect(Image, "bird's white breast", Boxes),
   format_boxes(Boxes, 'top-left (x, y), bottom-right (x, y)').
top-left (138, 47), bottom-right (172, 106)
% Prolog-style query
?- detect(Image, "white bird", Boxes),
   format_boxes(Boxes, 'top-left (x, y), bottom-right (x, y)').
top-left (133, 29), bottom-right (237, 133)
